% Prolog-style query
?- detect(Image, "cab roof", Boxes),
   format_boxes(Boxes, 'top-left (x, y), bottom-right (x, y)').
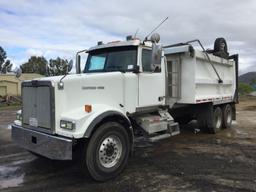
top-left (88, 39), bottom-right (152, 52)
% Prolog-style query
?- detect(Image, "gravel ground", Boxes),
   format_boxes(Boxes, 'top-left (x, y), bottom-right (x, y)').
top-left (0, 98), bottom-right (256, 192)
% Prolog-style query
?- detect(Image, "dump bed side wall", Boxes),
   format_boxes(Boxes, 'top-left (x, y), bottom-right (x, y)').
top-left (194, 51), bottom-right (235, 104)
top-left (164, 47), bottom-right (236, 105)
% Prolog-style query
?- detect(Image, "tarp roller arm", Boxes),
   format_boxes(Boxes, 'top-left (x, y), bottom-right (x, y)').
top-left (164, 39), bottom-right (223, 84)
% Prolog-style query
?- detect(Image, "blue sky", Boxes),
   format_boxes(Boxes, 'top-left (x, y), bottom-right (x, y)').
top-left (0, 0), bottom-right (256, 74)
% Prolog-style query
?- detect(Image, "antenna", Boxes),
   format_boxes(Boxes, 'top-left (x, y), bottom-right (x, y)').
top-left (134, 28), bottom-right (139, 38)
top-left (144, 17), bottom-right (169, 41)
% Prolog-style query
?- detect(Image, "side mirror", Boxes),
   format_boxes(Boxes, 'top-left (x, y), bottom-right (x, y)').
top-left (133, 65), bottom-right (140, 74)
top-left (15, 68), bottom-right (22, 78)
top-left (151, 43), bottom-right (162, 66)
top-left (68, 60), bottom-right (73, 72)
top-left (76, 55), bottom-right (81, 74)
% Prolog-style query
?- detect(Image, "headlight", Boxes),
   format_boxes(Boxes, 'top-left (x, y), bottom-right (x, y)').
top-left (16, 112), bottom-right (22, 121)
top-left (60, 120), bottom-right (75, 130)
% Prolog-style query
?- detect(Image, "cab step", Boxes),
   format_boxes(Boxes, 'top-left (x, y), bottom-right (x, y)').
top-left (148, 121), bottom-right (180, 142)
top-left (168, 122), bottom-right (180, 136)
top-left (134, 110), bottom-right (180, 143)
top-left (148, 133), bottom-right (171, 142)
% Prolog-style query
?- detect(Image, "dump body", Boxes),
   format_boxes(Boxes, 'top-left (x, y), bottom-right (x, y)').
top-left (164, 45), bottom-right (236, 105)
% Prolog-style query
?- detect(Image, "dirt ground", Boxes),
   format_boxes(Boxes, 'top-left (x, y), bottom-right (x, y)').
top-left (0, 98), bottom-right (256, 192)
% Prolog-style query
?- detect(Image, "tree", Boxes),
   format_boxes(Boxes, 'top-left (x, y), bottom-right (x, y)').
top-left (20, 56), bottom-right (47, 75)
top-left (0, 46), bottom-right (6, 66)
top-left (1, 60), bottom-right (13, 73)
top-left (250, 78), bottom-right (256, 90)
top-left (238, 82), bottom-right (254, 95)
top-left (0, 46), bottom-right (12, 73)
top-left (48, 57), bottom-right (71, 76)
top-left (250, 78), bottom-right (256, 84)
top-left (251, 78), bottom-right (256, 84)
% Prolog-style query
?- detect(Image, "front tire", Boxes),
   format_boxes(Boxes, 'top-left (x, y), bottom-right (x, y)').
top-left (83, 122), bottom-right (130, 181)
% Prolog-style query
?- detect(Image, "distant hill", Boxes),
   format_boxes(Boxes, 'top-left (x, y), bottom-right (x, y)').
top-left (239, 72), bottom-right (256, 84)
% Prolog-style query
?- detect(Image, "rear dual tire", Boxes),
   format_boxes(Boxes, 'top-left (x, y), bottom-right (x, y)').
top-left (208, 106), bottom-right (223, 134)
top-left (198, 104), bottom-right (233, 134)
top-left (222, 104), bottom-right (232, 129)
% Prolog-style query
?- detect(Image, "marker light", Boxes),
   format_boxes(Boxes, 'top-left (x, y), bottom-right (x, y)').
top-left (85, 105), bottom-right (92, 113)
top-left (107, 41), bottom-right (121, 44)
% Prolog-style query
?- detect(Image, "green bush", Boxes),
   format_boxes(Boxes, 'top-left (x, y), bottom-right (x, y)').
top-left (238, 82), bottom-right (254, 95)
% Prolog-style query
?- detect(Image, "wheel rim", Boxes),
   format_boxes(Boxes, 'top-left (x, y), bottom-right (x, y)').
top-left (98, 135), bottom-right (122, 168)
top-left (215, 108), bottom-right (222, 130)
top-left (226, 106), bottom-right (232, 125)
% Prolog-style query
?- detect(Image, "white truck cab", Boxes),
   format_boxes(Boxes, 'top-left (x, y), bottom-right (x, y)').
top-left (12, 34), bottom-right (238, 181)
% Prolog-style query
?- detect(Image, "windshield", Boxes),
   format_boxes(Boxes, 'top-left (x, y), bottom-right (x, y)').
top-left (83, 46), bottom-right (137, 73)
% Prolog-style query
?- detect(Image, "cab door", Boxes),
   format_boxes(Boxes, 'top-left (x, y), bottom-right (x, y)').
top-left (138, 48), bottom-right (165, 107)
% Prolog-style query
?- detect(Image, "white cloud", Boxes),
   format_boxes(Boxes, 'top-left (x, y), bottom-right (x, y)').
top-left (26, 49), bottom-right (44, 57)
top-left (0, 0), bottom-right (256, 73)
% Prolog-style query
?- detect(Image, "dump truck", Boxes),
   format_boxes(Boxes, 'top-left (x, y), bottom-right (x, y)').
top-left (12, 34), bottom-right (238, 181)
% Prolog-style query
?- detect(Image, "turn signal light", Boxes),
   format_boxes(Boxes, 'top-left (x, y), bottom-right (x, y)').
top-left (85, 105), bottom-right (92, 113)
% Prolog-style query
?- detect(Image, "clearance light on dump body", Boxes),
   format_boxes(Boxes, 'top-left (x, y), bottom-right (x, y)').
top-left (85, 105), bottom-right (92, 113)
top-left (60, 120), bottom-right (75, 130)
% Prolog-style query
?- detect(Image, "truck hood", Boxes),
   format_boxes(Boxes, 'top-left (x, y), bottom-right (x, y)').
top-left (40, 72), bottom-right (128, 119)
top-left (21, 71), bottom-right (139, 138)
top-left (36, 72), bottom-right (125, 83)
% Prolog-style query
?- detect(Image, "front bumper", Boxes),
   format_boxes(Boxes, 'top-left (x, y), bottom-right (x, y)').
top-left (12, 124), bottom-right (73, 160)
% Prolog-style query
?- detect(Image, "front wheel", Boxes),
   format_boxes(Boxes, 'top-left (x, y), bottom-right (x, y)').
top-left (82, 122), bottom-right (130, 181)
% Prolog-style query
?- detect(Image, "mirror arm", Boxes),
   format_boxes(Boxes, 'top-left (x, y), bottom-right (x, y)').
top-left (76, 55), bottom-right (81, 74)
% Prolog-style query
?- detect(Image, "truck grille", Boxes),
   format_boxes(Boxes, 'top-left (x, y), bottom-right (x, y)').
top-left (22, 81), bottom-right (55, 132)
